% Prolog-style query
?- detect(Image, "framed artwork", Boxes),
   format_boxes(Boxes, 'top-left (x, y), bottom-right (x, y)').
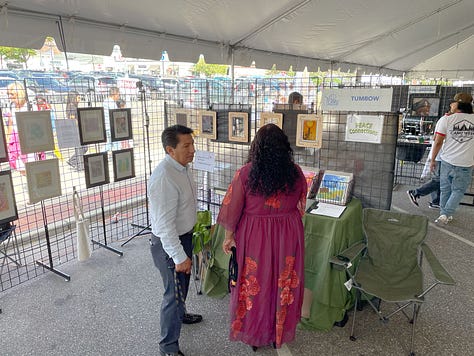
top-left (0, 109), bottom-right (8, 163)
top-left (296, 114), bottom-right (323, 148)
top-left (25, 159), bottom-right (62, 204)
top-left (228, 112), bottom-right (249, 143)
top-left (175, 109), bottom-right (191, 127)
top-left (315, 170), bottom-right (353, 206)
top-left (16, 111), bottom-right (55, 154)
top-left (112, 148), bottom-right (135, 182)
top-left (84, 153), bottom-right (110, 188)
top-left (409, 96), bottom-right (440, 117)
top-left (0, 170), bottom-right (18, 224)
top-left (77, 107), bottom-right (106, 145)
top-left (259, 112), bottom-right (283, 129)
top-left (109, 108), bottom-right (132, 141)
top-left (198, 110), bottom-right (217, 139)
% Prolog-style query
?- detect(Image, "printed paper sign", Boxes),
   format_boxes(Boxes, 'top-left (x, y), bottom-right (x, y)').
top-left (193, 150), bottom-right (215, 172)
top-left (345, 114), bottom-right (384, 144)
top-left (321, 88), bottom-right (393, 112)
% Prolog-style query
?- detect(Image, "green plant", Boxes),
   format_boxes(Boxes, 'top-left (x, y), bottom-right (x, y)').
top-left (192, 210), bottom-right (212, 254)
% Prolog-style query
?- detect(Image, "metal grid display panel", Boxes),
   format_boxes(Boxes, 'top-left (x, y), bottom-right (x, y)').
top-left (2, 76), bottom-right (470, 293)
top-left (0, 85), bottom-right (164, 292)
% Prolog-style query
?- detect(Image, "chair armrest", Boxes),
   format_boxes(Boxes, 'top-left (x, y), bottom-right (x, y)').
top-left (421, 243), bottom-right (455, 285)
top-left (329, 241), bottom-right (366, 269)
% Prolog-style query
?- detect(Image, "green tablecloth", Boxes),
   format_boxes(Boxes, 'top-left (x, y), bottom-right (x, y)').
top-left (203, 198), bottom-right (364, 331)
top-left (299, 198), bottom-right (363, 331)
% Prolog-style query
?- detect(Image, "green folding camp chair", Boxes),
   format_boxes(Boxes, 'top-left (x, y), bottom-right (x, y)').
top-left (330, 208), bottom-right (455, 356)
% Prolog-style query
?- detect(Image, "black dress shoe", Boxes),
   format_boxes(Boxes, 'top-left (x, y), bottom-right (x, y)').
top-left (160, 351), bottom-right (185, 356)
top-left (182, 313), bottom-right (203, 324)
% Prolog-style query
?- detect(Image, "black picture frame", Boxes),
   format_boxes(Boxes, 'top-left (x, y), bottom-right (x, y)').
top-left (409, 96), bottom-right (440, 117)
top-left (0, 109), bottom-right (8, 163)
top-left (77, 107), bottom-right (106, 145)
top-left (109, 108), bottom-right (133, 141)
top-left (0, 170), bottom-right (18, 225)
top-left (112, 148), bottom-right (135, 182)
top-left (84, 152), bottom-right (110, 188)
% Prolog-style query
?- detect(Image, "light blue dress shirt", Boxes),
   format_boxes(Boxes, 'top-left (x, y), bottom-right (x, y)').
top-left (148, 155), bottom-right (197, 264)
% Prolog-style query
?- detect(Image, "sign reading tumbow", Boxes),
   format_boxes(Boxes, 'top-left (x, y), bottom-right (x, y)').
top-left (321, 88), bottom-right (393, 112)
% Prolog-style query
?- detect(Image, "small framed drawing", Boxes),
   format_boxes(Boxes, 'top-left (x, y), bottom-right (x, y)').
top-left (175, 109), bottom-right (191, 126)
top-left (110, 108), bottom-right (132, 141)
top-left (84, 153), bottom-right (110, 188)
top-left (315, 170), bottom-right (354, 206)
top-left (0, 170), bottom-right (18, 224)
top-left (259, 112), bottom-right (283, 129)
top-left (112, 148), bottom-right (135, 182)
top-left (296, 114), bottom-right (323, 148)
top-left (25, 159), bottom-right (62, 204)
top-left (0, 110), bottom-right (8, 162)
top-left (77, 107), bottom-right (106, 145)
top-left (228, 112), bottom-right (249, 143)
top-left (198, 110), bottom-right (217, 139)
top-left (16, 111), bottom-right (55, 154)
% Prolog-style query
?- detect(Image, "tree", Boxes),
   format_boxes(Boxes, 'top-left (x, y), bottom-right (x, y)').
top-left (266, 64), bottom-right (279, 76)
top-left (0, 46), bottom-right (36, 69)
top-left (287, 65), bottom-right (296, 77)
top-left (192, 55), bottom-right (228, 77)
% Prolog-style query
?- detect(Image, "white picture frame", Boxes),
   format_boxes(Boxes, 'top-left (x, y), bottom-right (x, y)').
top-left (296, 114), bottom-right (323, 148)
top-left (198, 110), bottom-right (217, 139)
top-left (25, 159), bottom-right (62, 204)
top-left (228, 112), bottom-right (249, 143)
top-left (259, 112), bottom-right (283, 129)
top-left (16, 111), bottom-right (55, 154)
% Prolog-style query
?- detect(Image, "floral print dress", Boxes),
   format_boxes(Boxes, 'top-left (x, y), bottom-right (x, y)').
top-left (217, 163), bottom-right (307, 348)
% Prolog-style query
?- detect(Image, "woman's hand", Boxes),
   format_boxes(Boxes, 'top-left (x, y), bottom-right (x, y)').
top-left (222, 231), bottom-right (236, 255)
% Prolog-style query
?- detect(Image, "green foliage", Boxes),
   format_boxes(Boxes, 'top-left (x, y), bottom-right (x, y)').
top-left (287, 65), bottom-right (296, 77)
top-left (266, 64), bottom-right (279, 76)
top-left (193, 210), bottom-right (212, 254)
top-left (0, 46), bottom-right (36, 69)
top-left (192, 56), bottom-right (228, 77)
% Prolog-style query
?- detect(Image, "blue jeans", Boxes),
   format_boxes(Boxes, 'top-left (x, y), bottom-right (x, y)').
top-left (439, 161), bottom-right (473, 216)
top-left (415, 160), bottom-right (440, 204)
top-left (150, 233), bottom-right (193, 354)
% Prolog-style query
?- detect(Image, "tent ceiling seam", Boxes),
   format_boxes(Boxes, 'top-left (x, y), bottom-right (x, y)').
top-left (382, 22), bottom-right (474, 68)
top-left (334, 0), bottom-right (463, 62)
top-left (230, 0), bottom-right (311, 47)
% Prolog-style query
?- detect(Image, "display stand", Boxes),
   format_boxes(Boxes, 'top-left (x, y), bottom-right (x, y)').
top-left (0, 224), bottom-right (21, 275)
top-left (122, 82), bottom-right (152, 247)
top-left (35, 201), bottom-right (70, 281)
top-left (91, 186), bottom-right (123, 256)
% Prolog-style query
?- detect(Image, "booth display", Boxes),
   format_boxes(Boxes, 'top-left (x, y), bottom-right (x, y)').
top-left (300, 198), bottom-right (363, 331)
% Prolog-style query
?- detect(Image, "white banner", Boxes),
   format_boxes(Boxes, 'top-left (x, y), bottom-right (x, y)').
top-left (345, 114), bottom-right (384, 144)
top-left (321, 88), bottom-right (393, 112)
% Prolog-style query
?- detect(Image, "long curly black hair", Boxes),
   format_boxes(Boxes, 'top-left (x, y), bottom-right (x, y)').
top-left (247, 124), bottom-right (299, 197)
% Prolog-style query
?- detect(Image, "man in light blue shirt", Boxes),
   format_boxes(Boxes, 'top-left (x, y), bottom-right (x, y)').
top-left (149, 124), bottom-right (201, 356)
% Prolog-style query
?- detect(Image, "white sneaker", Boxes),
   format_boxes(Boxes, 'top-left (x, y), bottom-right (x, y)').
top-left (435, 215), bottom-right (453, 225)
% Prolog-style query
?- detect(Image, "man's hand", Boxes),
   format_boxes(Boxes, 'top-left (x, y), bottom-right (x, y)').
top-left (175, 257), bottom-right (192, 274)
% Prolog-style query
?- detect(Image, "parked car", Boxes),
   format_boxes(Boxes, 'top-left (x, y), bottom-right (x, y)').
top-left (129, 75), bottom-right (165, 99)
top-left (24, 76), bottom-right (73, 104)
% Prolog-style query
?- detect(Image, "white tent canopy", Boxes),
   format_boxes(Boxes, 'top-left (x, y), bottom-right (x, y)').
top-left (1, 0), bottom-right (474, 78)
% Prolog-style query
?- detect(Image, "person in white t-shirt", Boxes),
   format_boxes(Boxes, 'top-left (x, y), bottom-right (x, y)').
top-left (430, 101), bottom-right (474, 224)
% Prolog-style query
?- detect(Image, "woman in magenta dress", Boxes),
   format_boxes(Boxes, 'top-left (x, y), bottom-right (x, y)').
top-left (217, 124), bottom-right (307, 350)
